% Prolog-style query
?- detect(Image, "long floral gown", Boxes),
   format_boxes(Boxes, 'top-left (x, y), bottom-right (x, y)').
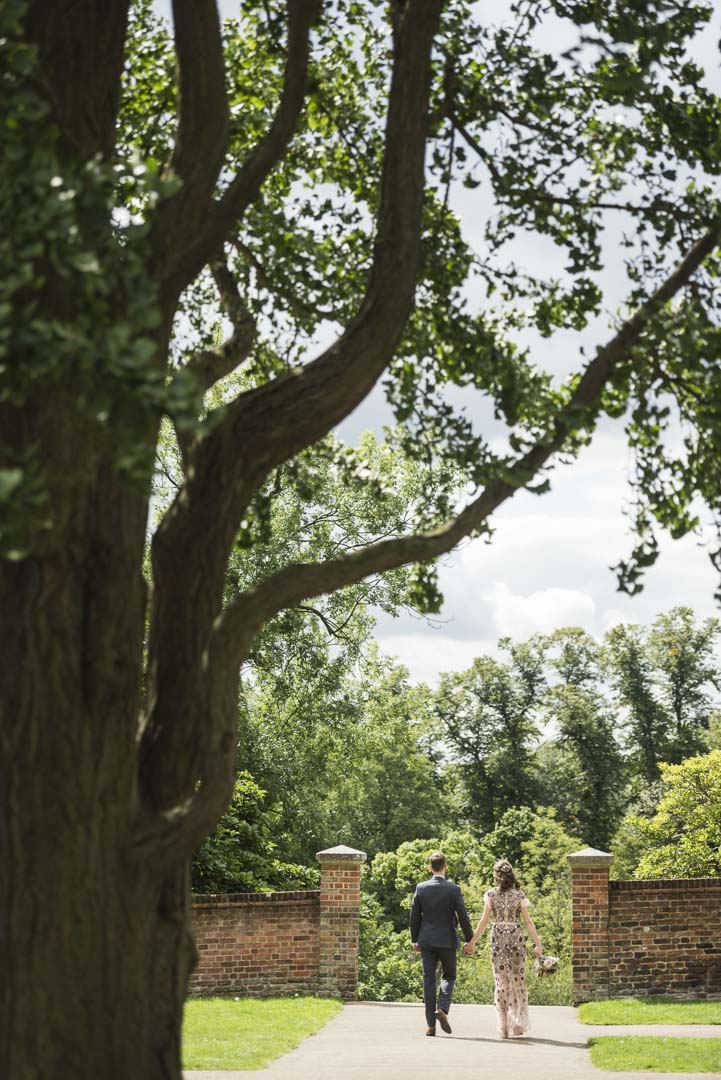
top-left (486, 886), bottom-right (531, 1037)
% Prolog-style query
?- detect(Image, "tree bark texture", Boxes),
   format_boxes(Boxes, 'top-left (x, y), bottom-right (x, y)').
top-left (0, 378), bottom-right (214, 1079)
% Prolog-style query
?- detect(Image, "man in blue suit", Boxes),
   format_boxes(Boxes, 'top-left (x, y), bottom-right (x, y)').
top-left (410, 850), bottom-right (474, 1036)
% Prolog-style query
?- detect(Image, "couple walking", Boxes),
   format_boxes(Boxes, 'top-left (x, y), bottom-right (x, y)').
top-left (410, 851), bottom-right (542, 1038)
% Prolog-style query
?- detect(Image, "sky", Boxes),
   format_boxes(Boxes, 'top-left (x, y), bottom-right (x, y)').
top-left (151, 0), bottom-right (721, 682)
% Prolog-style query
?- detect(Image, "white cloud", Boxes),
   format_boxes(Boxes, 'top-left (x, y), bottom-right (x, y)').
top-left (483, 582), bottom-right (596, 640)
top-left (375, 633), bottom-right (498, 685)
top-left (370, 420), bottom-right (721, 682)
top-left (600, 608), bottom-right (630, 633)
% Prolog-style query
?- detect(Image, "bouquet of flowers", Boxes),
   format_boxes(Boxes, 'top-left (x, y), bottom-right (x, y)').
top-left (533, 954), bottom-right (559, 978)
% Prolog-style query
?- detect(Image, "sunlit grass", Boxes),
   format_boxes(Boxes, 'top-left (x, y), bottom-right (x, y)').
top-left (580, 999), bottom-right (721, 1026)
top-left (182, 996), bottom-right (342, 1071)
top-left (588, 1036), bottom-right (721, 1072)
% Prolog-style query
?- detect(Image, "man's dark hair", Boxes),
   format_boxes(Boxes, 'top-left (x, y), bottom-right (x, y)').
top-left (429, 851), bottom-right (446, 872)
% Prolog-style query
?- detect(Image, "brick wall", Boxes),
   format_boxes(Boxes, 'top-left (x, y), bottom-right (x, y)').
top-left (608, 878), bottom-right (721, 999)
top-left (568, 848), bottom-right (721, 1004)
top-left (567, 851), bottom-right (612, 1004)
top-left (318, 860), bottom-right (363, 999)
top-left (189, 890), bottom-right (321, 997)
top-left (189, 845), bottom-right (366, 999)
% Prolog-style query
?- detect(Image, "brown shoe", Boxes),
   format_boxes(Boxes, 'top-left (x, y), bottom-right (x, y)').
top-left (435, 1008), bottom-right (452, 1034)
top-left (426, 1027), bottom-right (436, 1036)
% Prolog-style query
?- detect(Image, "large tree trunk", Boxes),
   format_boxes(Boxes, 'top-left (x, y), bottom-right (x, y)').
top-left (2, 8), bottom-right (204, 1062)
top-left (0, 361), bottom-right (199, 1078)
top-left (0, 822), bottom-right (194, 1078)
top-left (0, 524), bottom-right (201, 1080)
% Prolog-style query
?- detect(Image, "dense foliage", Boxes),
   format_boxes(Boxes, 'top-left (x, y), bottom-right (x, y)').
top-left (629, 751), bottom-right (721, 879)
top-left (191, 772), bottom-right (319, 893)
top-left (195, 605), bottom-right (719, 875)
top-left (193, 603), bottom-right (721, 998)
top-left (357, 812), bottom-right (579, 1004)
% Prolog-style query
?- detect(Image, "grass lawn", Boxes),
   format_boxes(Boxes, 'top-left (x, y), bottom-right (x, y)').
top-left (182, 996), bottom-right (343, 1071)
top-left (580, 999), bottom-right (721, 1026)
top-left (588, 1036), bottom-right (721, 1072)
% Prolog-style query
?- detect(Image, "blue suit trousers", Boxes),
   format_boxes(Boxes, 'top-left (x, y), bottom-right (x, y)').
top-left (421, 947), bottom-right (457, 1029)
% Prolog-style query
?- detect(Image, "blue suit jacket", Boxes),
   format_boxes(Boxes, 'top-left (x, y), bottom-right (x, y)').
top-left (410, 875), bottom-right (474, 950)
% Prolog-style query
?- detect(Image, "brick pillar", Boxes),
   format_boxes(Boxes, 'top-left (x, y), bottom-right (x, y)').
top-left (316, 844), bottom-right (366, 1000)
top-left (567, 847), bottom-right (614, 1005)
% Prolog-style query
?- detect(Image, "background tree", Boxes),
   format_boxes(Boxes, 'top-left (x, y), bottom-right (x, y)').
top-left (608, 813), bottom-right (654, 881)
top-left (4, 0), bottom-right (721, 1075)
top-left (320, 663), bottom-right (447, 858)
top-left (191, 771), bottom-right (319, 893)
top-left (707, 711), bottom-right (721, 750)
top-left (646, 607), bottom-right (721, 760)
top-left (433, 641), bottom-right (544, 830)
top-left (542, 628), bottom-right (626, 847)
top-left (605, 621), bottom-right (670, 783)
top-left (605, 607), bottom-right (721, 781)
top-left (629, 751), bottom-right (721, 879)
top-left (481, 805), bottom-right (537, 868)
top-left (202, 609), bottom-right (720, 891)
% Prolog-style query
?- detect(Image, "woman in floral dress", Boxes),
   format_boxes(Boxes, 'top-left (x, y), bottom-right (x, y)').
top-left (464, 859), bottom-right (542, 1038)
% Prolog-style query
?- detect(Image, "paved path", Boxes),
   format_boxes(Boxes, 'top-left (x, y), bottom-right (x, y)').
top-left (185, 1002), bottom-right (721, 1080)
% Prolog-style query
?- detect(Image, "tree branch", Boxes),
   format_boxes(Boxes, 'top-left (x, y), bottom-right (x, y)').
top-left (182, 259), bottom-right (257, 396)
top-left (452, 110), bottom-right (684, 219)
top-left (296, 596), bottom-right (363, 640)
top-left (186, 0), bottom-right (445, 514)
top-left (172, 258), bottom-right (256, 467)
top-left (171, 0), bottom-right (228, 198)
top-left (295, 603), bottom-right (352, 639)
top-left (448, 112), bottom-right (502, 184)
top-left (150, 0), bottom-right (229, 283)
top-left (234, 237), bottom-right (336, 320)
top-left (133, 713), bottom-right (237, 872)
top-left (138, 0), bottom-right (443, 823)
top-left (158, 0), bottom-right (321, 304)
top-left (219, 220), bottom-right (721, 649)
top-left (25, 1), bottom-right (132, 161)
top-left (137, 587), bottom-right (243, 851)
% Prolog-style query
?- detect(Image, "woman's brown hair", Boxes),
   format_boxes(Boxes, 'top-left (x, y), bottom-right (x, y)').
top-left (493, 858), bottom-right (519, 892)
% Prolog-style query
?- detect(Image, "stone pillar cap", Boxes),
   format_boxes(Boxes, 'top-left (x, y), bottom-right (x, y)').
top-left (567, 847), bottom-right (614, 867)
top-left (316, 845), bottom-right (367, 863)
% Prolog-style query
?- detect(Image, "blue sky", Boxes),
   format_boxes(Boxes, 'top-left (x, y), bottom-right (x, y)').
top-left (151, 1), bottom-right (721, 681)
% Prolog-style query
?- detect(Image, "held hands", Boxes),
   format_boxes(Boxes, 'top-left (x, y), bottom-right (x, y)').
top-left (463, 939), bottom-right (476, 956)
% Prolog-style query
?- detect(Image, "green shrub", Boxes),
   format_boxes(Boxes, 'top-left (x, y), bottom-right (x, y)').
top-left (358, 895), bottom-right (421, 1001)
top-left (192, 772), bottom-right (319, 893)
top-left (358, 925), bottom-right (572, 1005)
top-left (359, 818), bottom-right (577, 1003)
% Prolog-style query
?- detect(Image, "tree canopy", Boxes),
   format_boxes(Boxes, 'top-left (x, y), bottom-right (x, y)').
top-left (194, 604), bottom-right (720, 891)
top-left (606, 608), bottom-right (721, 779)
top-left (630, 751), bottom-right (721, 878)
